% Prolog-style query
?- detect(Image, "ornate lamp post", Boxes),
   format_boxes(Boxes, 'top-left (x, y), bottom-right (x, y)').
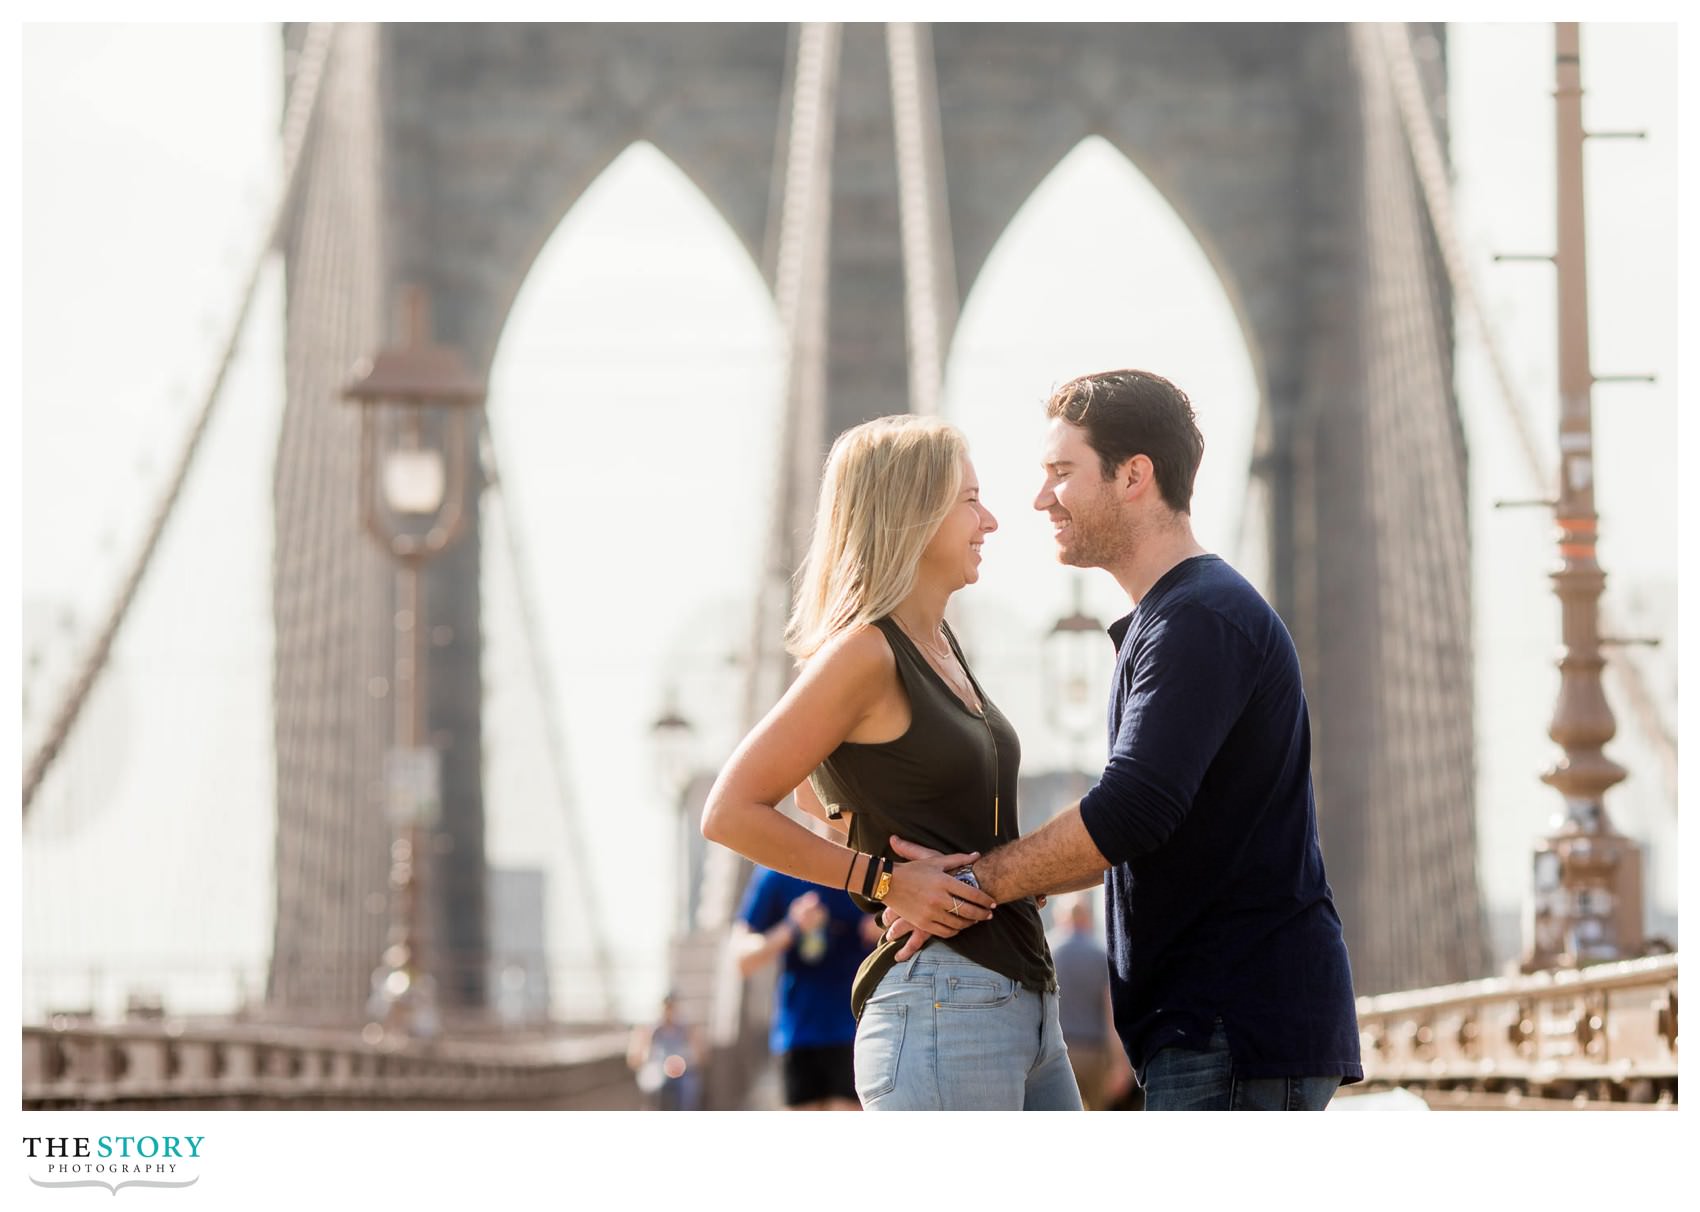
top-left (650, 689), bottom-right (699, 936)
top-left (344, 285), bottom-right (486, 1036)
top-left (1042, 576), bottom-right (1106, 804)
top-left (1522, 23), bottom-right (1645, 972)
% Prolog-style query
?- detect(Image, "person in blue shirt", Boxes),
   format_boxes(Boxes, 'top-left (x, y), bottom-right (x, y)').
top-left (886, 369), bottom-right (1362, 1110)
top-left (734, 865), bottom-right (881, 1109)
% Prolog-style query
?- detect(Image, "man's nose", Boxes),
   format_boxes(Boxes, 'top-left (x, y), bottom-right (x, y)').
top-left (1033, 482), bottom-right (1055, 511)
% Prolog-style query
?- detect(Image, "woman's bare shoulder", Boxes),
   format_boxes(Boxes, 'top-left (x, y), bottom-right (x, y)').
top-left (806, 622), bottom-right (896, 687)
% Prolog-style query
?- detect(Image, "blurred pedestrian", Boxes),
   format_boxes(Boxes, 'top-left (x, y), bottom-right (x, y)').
top-left (627, 991), bottom-right (704, 1110)
top-left (734, 865), bottom-right (880, 1109)
top-left (1047, 893), bottom-right (1136, 1109)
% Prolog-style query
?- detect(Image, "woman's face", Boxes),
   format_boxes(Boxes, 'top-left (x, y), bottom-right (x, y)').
top-left (920, 453), bottom-right (998, 591)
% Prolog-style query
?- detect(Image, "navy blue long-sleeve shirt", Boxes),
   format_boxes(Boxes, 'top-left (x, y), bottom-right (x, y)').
top-left (1077, 555), bottom-right (1362, 1083)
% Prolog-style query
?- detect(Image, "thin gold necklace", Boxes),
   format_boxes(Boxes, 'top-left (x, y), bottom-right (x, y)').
top-left (898, 616), bottom-right (951, 663)
top-left (894, 615), bottom-right (981, 712)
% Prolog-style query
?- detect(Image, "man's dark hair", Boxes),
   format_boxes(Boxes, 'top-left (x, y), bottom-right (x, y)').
top-left (1044, 369), bottom-right (1204, 514)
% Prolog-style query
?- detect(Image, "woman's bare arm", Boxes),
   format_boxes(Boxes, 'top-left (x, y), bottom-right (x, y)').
top-left (701, 626), bottom-right (996, 935)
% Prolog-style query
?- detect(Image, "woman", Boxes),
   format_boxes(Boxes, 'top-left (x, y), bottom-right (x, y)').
top-left (702, 415), bottom-right (1080, 1110)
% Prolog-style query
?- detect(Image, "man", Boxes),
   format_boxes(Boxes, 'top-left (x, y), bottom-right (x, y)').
top-left (734, 865), bottom-right (880, 1109)
top-left (1046, 894), bottom-right (1136, 1110)
top-left (890, 369), bottom-right (1361, 1110)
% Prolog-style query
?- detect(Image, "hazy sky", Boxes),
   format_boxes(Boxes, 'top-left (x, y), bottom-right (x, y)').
top-left (16, 23), bottom-right (1681, 1020)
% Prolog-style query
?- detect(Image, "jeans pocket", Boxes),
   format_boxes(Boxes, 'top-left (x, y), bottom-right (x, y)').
top-left (937, 972), bottom-right (1017, 1009)
top-left (854, 1003), bottom-right (907, 1103)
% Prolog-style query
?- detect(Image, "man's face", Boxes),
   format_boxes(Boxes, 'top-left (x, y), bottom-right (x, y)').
top-left (1034, 418), bottom-right (1131, 569)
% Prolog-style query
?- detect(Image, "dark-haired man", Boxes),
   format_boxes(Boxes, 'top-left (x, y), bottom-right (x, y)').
top-left (890, 369), bottom-right (1362, 1110)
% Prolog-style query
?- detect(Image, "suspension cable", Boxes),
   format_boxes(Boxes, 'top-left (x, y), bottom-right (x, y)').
top-left (23, 23), bottom-right (340, 815)
top-left (887, 21), bottom-right (957, 416)
top-left (478, 415), bottom-right (620, 1022)
top-left (689, 23), bottom-right (843, 1042)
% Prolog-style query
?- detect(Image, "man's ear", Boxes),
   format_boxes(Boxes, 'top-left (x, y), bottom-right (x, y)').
top-left (1119, 454), bottom-right (1155, 501)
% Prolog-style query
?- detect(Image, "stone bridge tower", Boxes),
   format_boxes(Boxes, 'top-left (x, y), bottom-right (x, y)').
top-left (270, 22), bottom-right (1485, 1016)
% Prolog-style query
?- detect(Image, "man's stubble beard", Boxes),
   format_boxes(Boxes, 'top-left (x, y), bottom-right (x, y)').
top-left (1059, 495), bottom-right (1136, 572)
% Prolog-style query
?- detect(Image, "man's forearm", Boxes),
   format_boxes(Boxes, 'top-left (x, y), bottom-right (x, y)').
top-left (974, 804), bottom-right (1109, 903)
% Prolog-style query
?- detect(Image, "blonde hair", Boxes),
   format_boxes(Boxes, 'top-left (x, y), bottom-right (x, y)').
top-left (785, 415), bottom-right (967, 660)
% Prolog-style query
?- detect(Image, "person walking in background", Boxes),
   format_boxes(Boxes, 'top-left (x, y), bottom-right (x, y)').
top-left (627, 991), bottom-right (704, 1111)
top-left (884, 370), bottom-right (1362, 1110)
top-left (1046, 893), bottom-right (1136, 1110)
top-left (734, 865), bottom-right (881, 1109)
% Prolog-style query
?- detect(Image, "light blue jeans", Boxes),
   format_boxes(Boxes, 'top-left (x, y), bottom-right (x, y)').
top-left (853, 944), bottom-right (1083, 1111)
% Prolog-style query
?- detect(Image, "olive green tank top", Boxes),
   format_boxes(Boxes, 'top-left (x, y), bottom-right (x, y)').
top-left (811, 616), bottom-right (1056, 1020)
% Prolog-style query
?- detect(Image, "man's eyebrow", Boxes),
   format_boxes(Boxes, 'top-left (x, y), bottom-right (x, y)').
top-left (1044, 458), bottom-right (1076, 468)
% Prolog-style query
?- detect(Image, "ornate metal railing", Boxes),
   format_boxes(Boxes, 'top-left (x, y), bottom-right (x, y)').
top-left (1348, 953), bottom-right (1677, 1108)
top-left (22, 1020), bottom-right (640, 1110)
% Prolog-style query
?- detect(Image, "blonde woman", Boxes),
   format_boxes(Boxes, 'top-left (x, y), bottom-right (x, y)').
top-left (702, 415), bottom-right (1081, 1111)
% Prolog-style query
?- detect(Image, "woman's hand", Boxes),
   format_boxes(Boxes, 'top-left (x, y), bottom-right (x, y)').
top-left (881, 910), bottom-right (932, 962)
top-left (880, 842), bottom-right (995, 937)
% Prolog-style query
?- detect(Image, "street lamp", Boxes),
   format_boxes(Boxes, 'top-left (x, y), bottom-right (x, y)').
top-left (1042, 575), bottom-right (1105, 799)
top-left (650, 690), bottom-right (698, 936)
top-left (1521, 24), bottom-right (1645, 972)
top-left (344, 284), bottom-right (486, 1037)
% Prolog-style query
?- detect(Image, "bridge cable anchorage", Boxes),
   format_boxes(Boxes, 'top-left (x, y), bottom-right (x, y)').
top-left (477, 415), bottom-right (621, 1022)
top-left (886, 21), bottom-right (958, 417)
top-left (1376, 23), bottom-right (1675, 790)
top-left (21, 22), bottom-right (341, 817)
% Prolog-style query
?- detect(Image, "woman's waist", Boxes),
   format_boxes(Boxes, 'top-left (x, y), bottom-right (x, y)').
top-left (851, 906), bottom-right (1054, 1019)
top-left (848, 816), bottom-right (1011, 860)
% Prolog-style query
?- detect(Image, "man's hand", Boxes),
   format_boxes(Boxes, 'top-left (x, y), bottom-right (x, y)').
top-left (881, 839), bottom-right (995, 937)
top-left (881, 835), bottom-right (990, 959)
top-left (880, 907), bottom-right (933, 962)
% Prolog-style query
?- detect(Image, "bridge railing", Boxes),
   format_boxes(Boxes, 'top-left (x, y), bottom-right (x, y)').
top-left (22, 1020), bottom-right (641, 1111)
top-left (1351, 953), bottom-right (1677, 1106)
